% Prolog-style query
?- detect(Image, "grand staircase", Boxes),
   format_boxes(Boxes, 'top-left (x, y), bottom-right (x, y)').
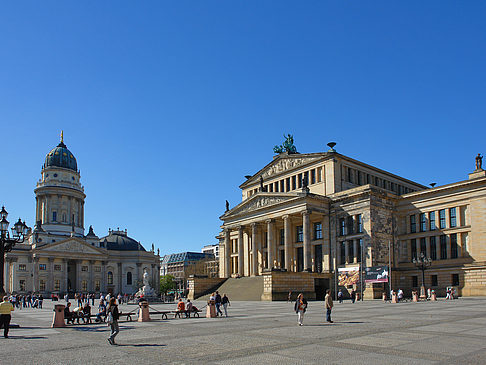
top-left (197, 276), bottom-right (264, 301)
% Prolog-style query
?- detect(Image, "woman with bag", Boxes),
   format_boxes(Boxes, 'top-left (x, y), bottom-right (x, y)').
top-left (294, 293), bottom-right (307, 326)
top-left (106, 298), bottom-right (120, 345)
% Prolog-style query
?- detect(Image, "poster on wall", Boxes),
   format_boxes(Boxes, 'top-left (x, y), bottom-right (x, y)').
top-left (338, 266), bottom-right (360, 286)
top-left (365, 266), bottom-right (389, 283)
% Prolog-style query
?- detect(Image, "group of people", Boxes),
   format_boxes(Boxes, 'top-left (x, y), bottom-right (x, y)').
top-left (6, 293), bottom-right (44, 309)
top-left (337, 289), bottom-right (357, 303)
top-left (209, 291), bottom-right (231, 317)
top-left (294, 289), bottom-right (334, 326)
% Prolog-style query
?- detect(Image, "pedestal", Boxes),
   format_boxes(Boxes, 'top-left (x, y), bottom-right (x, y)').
top-left (412, 291), bottom-right (418, 302)
top-left (138, 301), bottom-right (151, 322)
top-left (392, 293), bottom-right (397, 303)
top-left (52, 304), bottom-right (66, 328)
top-left (382, 293), bottom-right (387, 301)
top-left (431, 292), bottom-right (437, 301)
top-left (206, 302), bottom-right (216, 318)
top-left (419, 285), bottom-right (427, 300)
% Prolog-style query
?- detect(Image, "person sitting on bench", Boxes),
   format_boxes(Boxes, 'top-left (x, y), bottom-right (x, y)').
top-left (64, 302), bottom-right (74, 324)
top-left (83, 302), bottom-right (92, 323)
top-left (175, 298), bottom-right (185, 317)
top-left (185, 299), bottom-right (193, 318)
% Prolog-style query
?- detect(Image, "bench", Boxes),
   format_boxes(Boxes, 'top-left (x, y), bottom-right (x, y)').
top-left (65, 311), bottom-right (134, 325)
top-left (172, 309), bottom-right (202, 318)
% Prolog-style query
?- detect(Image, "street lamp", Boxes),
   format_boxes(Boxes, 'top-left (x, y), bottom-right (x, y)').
top-left (412, 252), bottom-right (432, 299)
top-left (0, 206), bottom-right (29, 294)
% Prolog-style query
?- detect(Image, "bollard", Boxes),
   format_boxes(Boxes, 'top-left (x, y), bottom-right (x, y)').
top-left (392, 293), bottom-right (398, 303)
top-left (138, 301), bottom-right (151, 322)
top-left (431, 292), bottom-right (437, 301)
top-left (52, 304), bottom-right (66, 328)
top-left (206, 300), bottom-right (217, 318)
top-left (382, 293), bottom-right (387, 302)
top-left (412, 291), bottom-right (418, 302)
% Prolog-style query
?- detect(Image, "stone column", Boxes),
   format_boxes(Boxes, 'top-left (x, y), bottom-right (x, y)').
top-left (101, 261), bottom-right (107, 293)
top-left (89, 260), bottom-right (94, 292)
top-left (61, 259), bottom-right (68, 293)
top-left (48, 258), bottom-right (54, 293)
top-left (302, 211), bottom-right (311, 271)
top-left (224, 229), bottom-right (231, 278)
top-left (446, 236), bottom-right (451, 259)
top-left (353, 240), bottom-right (358, 264)
top-left (266, 219), bottom-right (274, 269)
top-left (117, 262), bottom-right (123, 293)
top-left (237, 227), bottom-right (244, 276)
top-left (32, 256), bottom-right (39, 292)
top-left (283, 215), bottom-right (292, 271)
top-left (251, 223), bottom-right (259, 276)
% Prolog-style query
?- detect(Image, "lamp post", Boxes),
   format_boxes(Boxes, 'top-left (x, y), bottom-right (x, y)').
top-left (412, 252), bottom-right (432, 299)
top-left (0, 206), bottom-right (29, 295)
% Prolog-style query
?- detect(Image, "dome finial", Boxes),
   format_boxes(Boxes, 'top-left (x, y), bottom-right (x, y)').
top-left (60, 130), bottom-right (64, 143)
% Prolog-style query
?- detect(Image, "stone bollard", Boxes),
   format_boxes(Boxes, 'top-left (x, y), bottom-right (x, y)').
top-left (382, 293), bottom-right (387, 302)
top-left (431, 292), bottom-right (437, 301)
top-left (52, 304), bottom-right (66, 328)
top-left (138, 301), bottom-right (151, 322)
top-left (412, 291), bottom-right (418, 302)
top-left (392, 293), bottom-right (398, 303)
top-left (206, 300), bottom-right (217, 318)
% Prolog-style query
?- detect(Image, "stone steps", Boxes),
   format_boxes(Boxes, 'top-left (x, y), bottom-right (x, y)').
top-left (197, 276), bottom-right (264, 301)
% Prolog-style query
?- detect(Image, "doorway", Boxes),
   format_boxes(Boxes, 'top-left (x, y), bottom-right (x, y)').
top-left (67, 260), bottom-right (77, 292)
top-left (315, 278), bottom-right (329, 301)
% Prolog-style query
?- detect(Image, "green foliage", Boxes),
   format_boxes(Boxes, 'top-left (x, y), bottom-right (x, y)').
top-left (159, 275), bottom-right (176, 295)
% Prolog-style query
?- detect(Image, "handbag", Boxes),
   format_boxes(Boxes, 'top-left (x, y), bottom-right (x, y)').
top-left (106, 311), bottom-right (113, 325)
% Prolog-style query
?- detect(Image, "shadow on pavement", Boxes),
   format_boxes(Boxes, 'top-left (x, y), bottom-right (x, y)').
top-left (9, 336), bottom-right (47, 339)
top-left (117, 344), bottom-right (166, 347)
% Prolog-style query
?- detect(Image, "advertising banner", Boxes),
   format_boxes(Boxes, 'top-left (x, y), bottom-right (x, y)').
top-left (338, 266), bottom-right (360, 286)
top-left (364, 266), bottom-right (389, 283)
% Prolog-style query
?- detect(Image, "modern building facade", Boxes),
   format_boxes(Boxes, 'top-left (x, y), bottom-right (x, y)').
top-left (217, 142), bottom-right (486, 298)
top-left (4, 135), bottom-right (160, 295)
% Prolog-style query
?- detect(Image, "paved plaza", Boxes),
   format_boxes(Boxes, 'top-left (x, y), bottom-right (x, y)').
top-left (2, 297), bottom-right (486, 364)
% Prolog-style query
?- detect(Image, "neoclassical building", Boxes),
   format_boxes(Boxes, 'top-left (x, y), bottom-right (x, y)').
top-left (217, 141), bottom-right (486, 299)
top-left (4, 134), bottom-right (160, 295)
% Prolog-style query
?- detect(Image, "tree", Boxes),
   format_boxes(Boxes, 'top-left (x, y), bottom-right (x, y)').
top-left (159, 275), bottom-right (176, 295)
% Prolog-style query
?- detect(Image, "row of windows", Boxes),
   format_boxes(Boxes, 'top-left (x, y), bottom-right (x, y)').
top-left (20, 264), bottom-right (103, 272)
top-left (339, 215), bottom-right (363, 236)
top-left (339, 239), bottom-right (363, 265)
top-left (410, 208), bottom-right (458, 233)
top-left (411, 274), bottom-right (460, 287)
top-left (248, 167), bottom-right (323, 197)
top-left (410, 234), bottom-right (460, 261)
top-left (51, 211), bottom-right (78, 224)
top-left (344, 166), bottom-right (415, 194)
top-left (18, 279), bottom-right (101, 292)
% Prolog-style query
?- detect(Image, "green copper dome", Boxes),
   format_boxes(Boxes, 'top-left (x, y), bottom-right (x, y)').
top-left (44, 141), bottom-right (77, 171)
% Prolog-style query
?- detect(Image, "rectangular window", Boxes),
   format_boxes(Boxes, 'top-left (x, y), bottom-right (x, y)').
top-left (439, 209), bottom-right (446, 229)
top-left (54, 279), bottom-right (60, 291)
top-left (440, 235), bottom-right (447, 259)
top-left (347, 168), bottom-right (353, 183)
top-left (411, 239), bottom-right (417, 261)
top-left (357, 214), bottom-right (363, 233)
top-left (412, 276), bottom-right (418, 288)
top-left (410, 215), bottom-right (416, 233)
top-left (347, 216), bottom-right (354, 235)
top-left (280, 229), bottom-right (285, 245)
top-left (39, 264), bottom-right (46, 271)
top-left (340, 242), bottom-right (346, 265)
top-left (420, 213), bottom-right (426, 232)
top-left (20, 280), bottom-right (26, 291)
top-left (292, 176), bottom-right (296, 190)
top-left (39, 280), bottom-right (46, 291)
top-left (82, 280), bottom-right (88, 291)
top-left (451, 233), bottom-right (458, 259)
top-left (348, 241), bottom-right (354, 263)
top-left (430, 236), bottom-right (437, 260)
top-left (52, 211), bottom-right (57, 221)
top-left (95, 280), bottom-right (101, 292)
top-left (296, 226), bottom-right (303, 242)
top-left (314, 222), bottom-right (322, 240)
top-left (314, 244), bottom-right (322, 273)
top-left (54, 264), bottom-right (62, 271)
top-left (420, 237), bottom-right (427, 256)
top-left (18, 264), bottom-right (26, 271)
top-left (311, 169), bottom-right (316, 184)
top-left (357, 239), bottom-right (362, 263)
top-left (429, 211), bottom-right (436, 231)
top-left (81, 266), bottom-right (88, 272)
top-left (431, 275), bottom-right (438, 287)
top-left (450, 207), bottom-right (457, 228)
top-left (95, 266), bottom-right (101, 272)
top-left (286, 177), bottom-right (291, 192)
top-left (452, 274), bottom-right (459, 286)
top-left (317, 167), bottom-right (322, 183)
top-left (339, 218), bottom-right (346, 236)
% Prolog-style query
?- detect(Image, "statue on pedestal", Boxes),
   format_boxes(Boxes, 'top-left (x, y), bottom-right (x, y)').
top-left (475, 153), bottom-right (483, 170)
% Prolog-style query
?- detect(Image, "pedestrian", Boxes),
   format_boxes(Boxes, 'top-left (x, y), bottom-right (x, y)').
top-left (222, 294), bottom-right (230, 317)
top-left (397, 289), bottom-right (403, 302)
top-left (287, 291), bottom-right (292, 303)
top-left (337, 289), bottom-right (343, 304)
top-left (351, 289), bottom-right (356, 304)
top-left (294, 293), bottom-right (307, 326)
top-left (107, 298), bottom-right (120, 345)
top-left (38, 294), bottom-right (44, 309)
top-left (0, 296), bottom-right (15, 338)
top-left (325, 289), bottom-right (334, 323)
top-left (215, 291), bottom-right (223, 317)
top-left (185, 299), bottom-right (193, 318)
top-left (64, 293), bottom-right (69, 302)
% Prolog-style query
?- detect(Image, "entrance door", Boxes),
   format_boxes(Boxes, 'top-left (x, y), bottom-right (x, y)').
top-left (315, 278), bottom-right (329, 300)
top-left (314, 244), bottom-right (323, 273)
top-left (297, 247), bottom-right (303, 272)
top-left (67, 260), bottom-right (77, 292)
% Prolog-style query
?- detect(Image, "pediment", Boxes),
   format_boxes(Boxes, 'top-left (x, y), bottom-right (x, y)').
top-left (37, 238), bottom-right (105, 255)
top-left (222, 194), bottom-right (297, 218)
top-left (241, 154), bottom-right (325, 188)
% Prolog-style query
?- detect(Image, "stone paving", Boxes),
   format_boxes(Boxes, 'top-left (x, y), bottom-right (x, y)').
top-left (2, 297), bottom-right (486, 364)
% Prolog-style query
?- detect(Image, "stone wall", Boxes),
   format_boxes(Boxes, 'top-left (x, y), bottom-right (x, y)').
top-left (187, 277), bottom-right (226, 300)
top-left (261, 271), bottom-right (331, 301)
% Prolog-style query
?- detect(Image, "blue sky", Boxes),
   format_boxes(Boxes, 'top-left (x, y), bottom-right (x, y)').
top-left (1, 2), bottom-right (485, 254)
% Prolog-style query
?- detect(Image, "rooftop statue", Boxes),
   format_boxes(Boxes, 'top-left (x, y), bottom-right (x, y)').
top-left (476, 153), bottom-right (483, 170)
top-left (273, 134), bottom-right (298, 154)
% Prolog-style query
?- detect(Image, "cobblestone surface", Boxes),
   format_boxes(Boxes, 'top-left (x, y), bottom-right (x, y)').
top-left (2, 298), bottom-right (486, 364)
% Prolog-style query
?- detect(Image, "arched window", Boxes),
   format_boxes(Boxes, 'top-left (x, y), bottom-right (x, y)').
top-left (107, 271), bottom-right (113, 285)
top-left (127, 272), bottom-right (132, 285)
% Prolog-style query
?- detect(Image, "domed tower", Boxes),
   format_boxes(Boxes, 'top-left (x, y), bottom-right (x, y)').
top-left (34, 132), bottom-right (86, 237)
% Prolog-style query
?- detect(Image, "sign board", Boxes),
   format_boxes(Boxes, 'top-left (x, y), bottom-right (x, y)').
top-left (338, 266), bottom-right (360, 286)
top-left (364, 266), bottom-right (389, 283)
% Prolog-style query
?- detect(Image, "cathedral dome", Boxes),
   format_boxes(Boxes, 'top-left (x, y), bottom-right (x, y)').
top-left (44, 139), bottom-right (77, 171)
top-left (100, 229), bottom-right (146, 251)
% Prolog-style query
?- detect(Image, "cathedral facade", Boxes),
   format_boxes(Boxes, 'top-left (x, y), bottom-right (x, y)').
top-left (218, 141), bottom-right (486, 299)
top-left (4, 135), bottom-right (160, 295)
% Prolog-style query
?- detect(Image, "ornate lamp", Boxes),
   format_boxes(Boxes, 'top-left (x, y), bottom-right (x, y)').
top-left (413, 252), bottom-right (432, 299)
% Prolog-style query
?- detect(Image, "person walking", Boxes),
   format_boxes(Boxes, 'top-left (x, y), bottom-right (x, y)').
top-left (337, 289), bottom-right (343, 303)
top-left (294, 293), bottom-right (307, 326)
top-left (215, 291), bottom-right (223, 317)
top-left (325, 289), bottom-right (334, 323)
top-left (0, 296), bottom-right (15, 338)
top-left (350, 289), bottom-right (356, 304)
top-left (221, 294), bottom-right (230, 317)
top-left (287, 291), bottom-right (292, 303)
top-left (107, 298), bottom-right (120, 345)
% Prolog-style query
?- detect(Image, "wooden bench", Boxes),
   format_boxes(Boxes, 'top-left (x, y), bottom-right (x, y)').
top-left (172, 309), bottom-right (202, 318)
top-left (66, 311), bottom-right (134, 325)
